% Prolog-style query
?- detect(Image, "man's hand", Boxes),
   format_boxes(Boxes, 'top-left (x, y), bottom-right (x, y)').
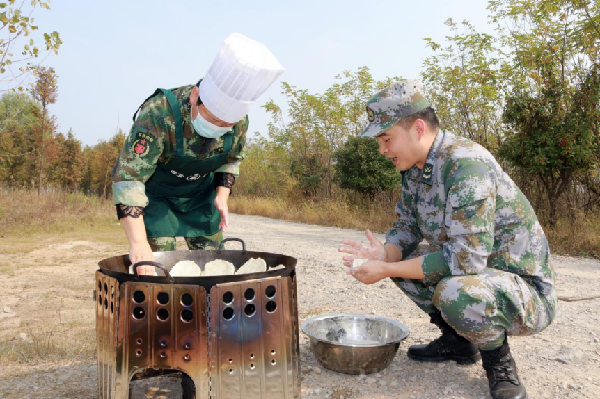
top-left (338, 230), bottom-right (386, 267)
top-left (129, 241), bottom-right (155, 276)
top-left (345, 260), bottom-right (388, 285)
top-left (214, 186), bottom-right (231, 230)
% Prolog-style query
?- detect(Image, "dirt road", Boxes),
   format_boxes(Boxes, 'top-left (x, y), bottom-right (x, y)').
top-left (1, 213), bottom-right (599, 398)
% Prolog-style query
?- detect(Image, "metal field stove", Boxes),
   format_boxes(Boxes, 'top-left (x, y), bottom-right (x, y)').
top-left (94, 238), bottom-right (300, 399)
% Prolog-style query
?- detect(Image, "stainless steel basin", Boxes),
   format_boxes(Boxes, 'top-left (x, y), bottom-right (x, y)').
top-left (301, 313), bottom-right (409, 375)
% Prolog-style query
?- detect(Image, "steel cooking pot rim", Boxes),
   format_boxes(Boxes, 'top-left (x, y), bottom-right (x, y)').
top-left (300, 312), bottom-right (410, 347)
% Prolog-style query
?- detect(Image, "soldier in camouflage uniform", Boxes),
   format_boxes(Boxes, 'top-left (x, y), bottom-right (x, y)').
top-left (111, 33), bottom-right (283, 399)
top-left (112, 82), bottom-right (247, 256)
top-left (339, 80), bottom-right (556, 399)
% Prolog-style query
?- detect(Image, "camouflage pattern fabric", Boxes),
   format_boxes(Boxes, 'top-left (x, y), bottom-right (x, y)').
top-left (359, 80), bottom-right (429, 138)
top-left (393, 243), bottom-right (555, 350)
top-left (112, 84), bottom-right (248, 207)
top-left (385, 130), bottom-right (557, 349)
top-left (148, 231), bottom-right (224, 252)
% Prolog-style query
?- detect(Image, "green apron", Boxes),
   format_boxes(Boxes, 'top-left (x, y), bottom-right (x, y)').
top-left (142, 88), bottom-right (233, 238)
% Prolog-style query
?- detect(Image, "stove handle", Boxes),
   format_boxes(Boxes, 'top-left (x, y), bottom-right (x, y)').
top-left (132, 261), bottom-right (175, 283)
top-left (217, 237), bottom-right (246, 254)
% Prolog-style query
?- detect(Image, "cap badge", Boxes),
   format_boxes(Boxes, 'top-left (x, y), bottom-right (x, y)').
top-left (367, 107), bottom-right (375, 122)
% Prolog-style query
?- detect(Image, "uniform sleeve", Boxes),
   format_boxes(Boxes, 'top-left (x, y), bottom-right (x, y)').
top-left (386, 173), bottom-right (423, 260)
top-left (420, 159), bottom-right (496, 285)
top-left (111, 104), bottom-right (167, 207)
top-left (215, 116), bottom-right (248, 177)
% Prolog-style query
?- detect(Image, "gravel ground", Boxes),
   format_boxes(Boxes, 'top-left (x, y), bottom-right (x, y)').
top-left (1, 213), bottom-right (599, 399)
top-left (224, 214), bottom-right (600, 399)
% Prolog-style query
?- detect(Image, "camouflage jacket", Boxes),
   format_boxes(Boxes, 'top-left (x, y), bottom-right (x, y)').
top-left (386, 130), bottom-right (554, 295)
top-left (111, 84), bottom-right (248, 207)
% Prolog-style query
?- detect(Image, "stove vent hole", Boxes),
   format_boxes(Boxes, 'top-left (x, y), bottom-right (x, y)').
top-left (244, 304), bottom-right (256, 317)
top-left (157, 308), bottom-right (169, 321)
top-left (266, 301), bottom-right (277, 313)
top-left (244, 288), bottom-right (255, 301)
top-left (111, 285), bottom-right (114, 298)
top-left (181, 309), bottom-right (193, 323)
top-left (250, 364), bottom-right (255, 370)
top-left (135, 349), bottom-right (142, 357)
top-left (265, 285), bottom-right (276, 299)
top-left (228, 368), bottom-right (234, 375)
top-left (223, 291), bottom-right (234, 305)
top-left (271, 359), bottom-right (277, 366)
top-left (157, 292), bottom-right (169, 305)
top-left (103, 282), bottom-right (108, 295)
top-left (98, 294), bottom-right (102, 305)
top-left (250, 353), bottom-right (254, 359)
top-left (104, 298), bottom-right (108, 310)
top-left (223, 307), bottom-right (234, 320)
top-left (133, 307), bottom-right (145, 320)
top-left (133, 291), bottom-right (145, 304)
top-left (228, 358), bottom-right (233, 364)
top-left (271, 350), bottom-right (276, 355)
top-left (98, 280), bottom-right (102, 291)
top-left (136, 338), bottom-right (143, 345)
top-left (110, 302), bottom-right (114, 314)
top-left (181, 293), bottom-right (193, 306)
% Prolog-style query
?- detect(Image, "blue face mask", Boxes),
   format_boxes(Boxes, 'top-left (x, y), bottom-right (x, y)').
top-left (191, 107), bottom-right (232, 139)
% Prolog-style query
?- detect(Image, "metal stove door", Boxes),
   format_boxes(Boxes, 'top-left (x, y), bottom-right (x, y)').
top-left (118, 282), bottom-right (209, 399)
top-left (209, 276), bottom-right (299, 399)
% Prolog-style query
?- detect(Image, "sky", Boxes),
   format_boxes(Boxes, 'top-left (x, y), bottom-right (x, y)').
top-left (18, 0), bottom-right (494, 146)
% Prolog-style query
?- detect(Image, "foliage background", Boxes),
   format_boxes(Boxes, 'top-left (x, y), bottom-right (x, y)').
top-left (1, 0), bottom-right (599, 257)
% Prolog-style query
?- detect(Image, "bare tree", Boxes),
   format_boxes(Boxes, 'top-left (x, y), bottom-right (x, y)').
top-left (30, 66), bottom-right (57, 195)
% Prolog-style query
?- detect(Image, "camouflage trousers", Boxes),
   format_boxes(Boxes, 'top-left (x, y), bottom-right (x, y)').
top-left (392, 244), bottom-right (557, 350)
top-left (148, 231), bottom-right (224, 252)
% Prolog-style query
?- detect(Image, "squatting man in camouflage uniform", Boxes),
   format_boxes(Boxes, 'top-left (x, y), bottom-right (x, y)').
top-left (111, 33), bottom-right (283, 399)
top-left (339, 80), bottom-right (556, 399)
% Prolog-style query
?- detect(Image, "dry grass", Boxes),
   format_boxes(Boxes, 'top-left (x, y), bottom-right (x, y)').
top-left (0, 189), bottom-right (122, 253)
top-left (0, 320), bottom-right (95, 368)
top-left (1, 189), bottom-right (597, 258)
top-left (0, 189), bottom-right (115, 235)
top-left (546, 211), bottom-right (600, 258)
top-left (229, 195), bottom-right (396, 233)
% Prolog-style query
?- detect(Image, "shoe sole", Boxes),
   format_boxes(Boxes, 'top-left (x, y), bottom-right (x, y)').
top-left (407, 352), bottom-right (481, 365)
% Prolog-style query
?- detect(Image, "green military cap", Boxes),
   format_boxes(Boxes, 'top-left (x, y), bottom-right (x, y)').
top-left (359, 79), bottom-right (430, 138)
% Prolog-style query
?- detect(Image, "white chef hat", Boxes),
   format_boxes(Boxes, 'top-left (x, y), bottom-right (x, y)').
top-left (199, 33), bottom-right (285, 124)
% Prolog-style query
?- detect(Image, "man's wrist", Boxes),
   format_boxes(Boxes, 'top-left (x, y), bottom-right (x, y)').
top-left (216, 186), bottom-right (231, 197)
top-left (129, 239), bottom-right (150, 247)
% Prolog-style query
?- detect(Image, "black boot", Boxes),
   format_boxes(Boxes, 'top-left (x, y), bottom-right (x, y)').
top-left (480, 338), bottom-right (528, 399)
top-left (407, 311), bottom-right (480, 364)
